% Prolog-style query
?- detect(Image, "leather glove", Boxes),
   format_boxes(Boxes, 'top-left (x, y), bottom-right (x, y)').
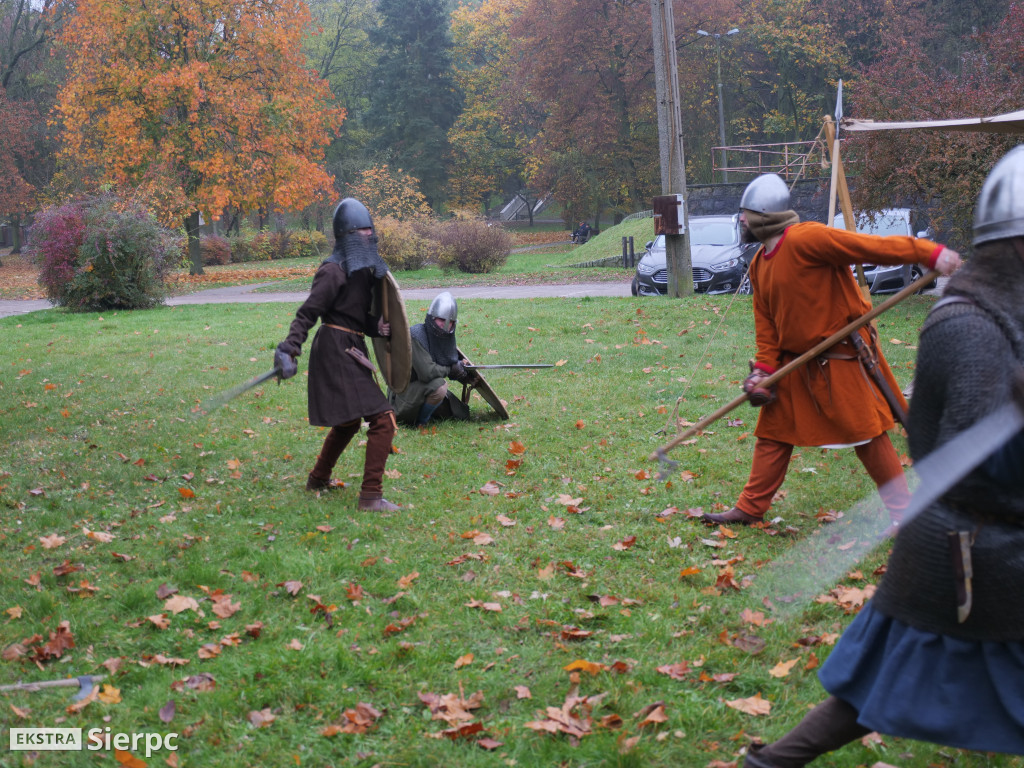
top-left (743, 361), bottom-right (776, 407)
top-left (275, 346), bottom-right (298, 380)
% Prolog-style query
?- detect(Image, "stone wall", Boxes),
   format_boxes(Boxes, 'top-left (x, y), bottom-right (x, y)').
top-left (687, 178), bottom-right (834, 223)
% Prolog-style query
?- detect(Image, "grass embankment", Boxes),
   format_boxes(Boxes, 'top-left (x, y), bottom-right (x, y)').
top-left (1, 295), bottom-right (998, 768)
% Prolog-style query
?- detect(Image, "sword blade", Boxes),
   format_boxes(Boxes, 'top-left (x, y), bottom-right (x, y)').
top-left (464, 364), bottom-right (554, 370)
top-left (890, 400), bottom-right (1024, 528)
top-left (193, 368), bottom-right (279, 415)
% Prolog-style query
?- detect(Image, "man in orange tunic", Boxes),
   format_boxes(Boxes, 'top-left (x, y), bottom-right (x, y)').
top-left (702, 174), bottom-right (962, 527)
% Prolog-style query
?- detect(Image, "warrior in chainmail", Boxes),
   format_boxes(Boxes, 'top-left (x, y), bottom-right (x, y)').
top-left (275, 198), bottom-right (400, 511)
top-left (390, 291), bottom-right (477, 426)
top-left (742, 148), bottom-right (1024, 768)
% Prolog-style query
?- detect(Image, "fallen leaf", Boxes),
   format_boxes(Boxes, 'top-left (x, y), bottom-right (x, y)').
top-left (508, 441), bottom-right (526, 455)
top-left (454, 653), bottom-right (474, 669)
top-left (563, 659), bottom-right (607, 675)
top-left (769, 659), bottom-right (799, 679)
top-left (159, 700), bottom-right (176, 723)
top-left (6, 606), bottom-right (23, 619)
top-left (114, 750), bottom-right (147, 768)
top-left (248, 708), bottom-right (276, 728)
top-left (612, 535), bottom-right (637, 551)
top-left (164, 595), bottom-right (199, 615)
top-left (287, 639), bottom-right (303, 651)
top-left (98, 684), bottom-right (121, 704)
top-left (39, 534), bottom-right (66, 549)
top-left (278, 580), bottom-right (303, 596)
top-left (514, 685), bottom-right (532, 699)
top-left (479, 481), bottom-right (501, 496)
top-left (725, 692), bottom-right (771, 716)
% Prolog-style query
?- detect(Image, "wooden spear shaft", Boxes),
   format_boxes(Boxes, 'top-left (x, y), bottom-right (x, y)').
top-left (648, 269), bottom-right (940, 461)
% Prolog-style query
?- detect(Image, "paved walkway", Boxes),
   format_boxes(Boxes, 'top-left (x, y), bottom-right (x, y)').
top-left (0, 281), bottom-right (634, 318)
top-left (0, 277), bottom-right (947, 319)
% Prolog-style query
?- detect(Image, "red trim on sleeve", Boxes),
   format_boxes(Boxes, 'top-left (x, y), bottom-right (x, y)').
top-left (927, 244), bottom-right (944, 269)
top-left (754, 362), bottom-right (776, 375)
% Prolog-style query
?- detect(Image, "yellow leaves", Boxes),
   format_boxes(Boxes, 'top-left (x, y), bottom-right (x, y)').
top-left (454, 653), bottom-right (474, 669)
top-left (564, 660), bottom-right (607, 675)
top-left (6, 606), bottom-right (24, 619)
top-left (98, 684), bottom-right (122, 704)
top-left (725, 692), bottom-right (771, 716)
top-left (39, 534), bottom-right (66, 549)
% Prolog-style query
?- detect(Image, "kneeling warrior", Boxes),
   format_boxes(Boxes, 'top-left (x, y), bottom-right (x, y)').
top-left (390, 291), bottom-right (477, 426)
top-left (275, 198), bottom-right (400, 511)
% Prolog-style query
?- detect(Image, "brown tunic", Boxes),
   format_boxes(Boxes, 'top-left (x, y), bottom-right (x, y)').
top-left (281, 262), bottom-right (391, 427)
top-left (748, 221), bottom-right (942, 446)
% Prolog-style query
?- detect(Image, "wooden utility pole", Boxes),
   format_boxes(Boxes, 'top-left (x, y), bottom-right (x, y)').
top-left (650, 0), bottom-right (692, 297)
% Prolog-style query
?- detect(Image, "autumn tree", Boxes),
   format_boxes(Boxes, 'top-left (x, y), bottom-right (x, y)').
top-left (366, 0), bottom-right (462, 211)
top-left (847, 3), bottom-right (1024, 251)
top-left (448, 0), bottom-right (531, 214)
top-left (346, 165), bottom-right (432, 221)
top-left (509, 0), bottom-right (658, 223)
top-left (55, 0), bottom-right (341, 274)
top-left (0, 88), bottom-right (36, 259)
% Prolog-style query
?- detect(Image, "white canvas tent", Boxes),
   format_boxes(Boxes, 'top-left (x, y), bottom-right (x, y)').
top-left (841, 109), bottom-right (1024, 135)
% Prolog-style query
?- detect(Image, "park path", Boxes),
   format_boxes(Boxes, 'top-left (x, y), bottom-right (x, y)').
top-left (0, 281), bottom-right (633, 319)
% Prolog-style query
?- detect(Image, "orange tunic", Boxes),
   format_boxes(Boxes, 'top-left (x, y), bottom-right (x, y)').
top-left (748, 221), bottom-right (943, 446)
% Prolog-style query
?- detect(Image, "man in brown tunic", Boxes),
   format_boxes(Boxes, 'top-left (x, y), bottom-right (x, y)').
top-left (276, 198), bottom-right (400, 511)
top-left (703, 174), bottom-right (961, 527)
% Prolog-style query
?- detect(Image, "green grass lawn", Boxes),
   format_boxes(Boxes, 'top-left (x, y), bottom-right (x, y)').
top-left (0, 294), bottom-right (1008, 768)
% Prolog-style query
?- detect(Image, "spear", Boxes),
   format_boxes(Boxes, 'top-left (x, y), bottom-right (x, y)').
top-left (648, 269), bottom-right (939, 461)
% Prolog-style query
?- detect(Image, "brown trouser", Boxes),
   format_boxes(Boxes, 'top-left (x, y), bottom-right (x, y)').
top-left (309, 410), bottom-right (396, 498)
top-left (745, 696), bottom-right (869, 767)
top-left (735, 433), bottom-right (909, 521)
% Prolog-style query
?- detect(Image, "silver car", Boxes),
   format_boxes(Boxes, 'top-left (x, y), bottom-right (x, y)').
top-left (834, 208), bottom-right (938, 293)
top-left (631, 214), bottom-right (757, 296)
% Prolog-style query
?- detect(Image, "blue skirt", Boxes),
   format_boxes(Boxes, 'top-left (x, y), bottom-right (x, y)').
top-left (819, 604), bottom-right (1024, 755)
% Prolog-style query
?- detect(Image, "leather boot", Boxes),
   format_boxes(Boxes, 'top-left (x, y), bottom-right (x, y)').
top-left (359, 410), bottom-right (396, 501)
top-left (307, 421), bottom-right (361, 490)
top-left (702, 506), bottom-right (763, 526)
top-left (357, 494), bottom-right (400, 511)
top-left (743, 744), bottom-right (780, 768)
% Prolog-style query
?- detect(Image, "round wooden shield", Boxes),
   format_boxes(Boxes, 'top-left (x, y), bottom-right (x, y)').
top-left (371, 272), bottom-right (412, 394)
top-left (457, 346), bottom-right (510, 420)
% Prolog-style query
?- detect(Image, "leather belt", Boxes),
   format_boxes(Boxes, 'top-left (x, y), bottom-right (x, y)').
top-left (324, 323), bottom-right (363, 337)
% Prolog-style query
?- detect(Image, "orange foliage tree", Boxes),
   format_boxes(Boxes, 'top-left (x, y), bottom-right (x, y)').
top-left (55, 0), bottom-right (342, 274)
top-left (0, 88), bottom-right (36, 259)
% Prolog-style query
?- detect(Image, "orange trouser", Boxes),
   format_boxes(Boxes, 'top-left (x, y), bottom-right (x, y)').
top-left (735, 433), bottom-right (909, 521)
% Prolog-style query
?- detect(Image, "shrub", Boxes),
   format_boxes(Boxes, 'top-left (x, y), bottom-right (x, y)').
top-left (288, 229), bottom-right (328, 260)
top-left (375, 216), bottom-right (439, 271)
top-left (30, 195), bottom-right (173, 311)
top-left (267, 230), bottom-right (292, 260)
top-left (201, 235), bottom-right (232, 266)
top-left (229, 229), bottom-right (272, 263)
top-left (436, 218), bottom-right (512, 274)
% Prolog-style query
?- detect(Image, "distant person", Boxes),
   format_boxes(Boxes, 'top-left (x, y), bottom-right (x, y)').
top-left (389, 291), bottom-right (478, 426)
top-left (572, 221), bottom-right (591, 244)
top-left (741, 146), bottom-right (1024, 768)
top-left (702, 173), bottom-right (961, 529)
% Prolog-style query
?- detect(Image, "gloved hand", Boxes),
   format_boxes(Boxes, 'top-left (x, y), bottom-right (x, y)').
top-left (275, 346), bottom-right (298, 380)
top-left (743, 361), bottom-right (776, 407)
top-left (450, 360), bottom-right (472, 383)
top-left (377, 317), bottom-right (391, 337)
top-left (933, 247), bottom-right (962, 276)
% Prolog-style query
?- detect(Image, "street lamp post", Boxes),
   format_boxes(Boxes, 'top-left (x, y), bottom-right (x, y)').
top-left (697, 27), bottom-right (739, 183)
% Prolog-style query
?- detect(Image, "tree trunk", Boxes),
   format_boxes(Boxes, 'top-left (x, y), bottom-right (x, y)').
top-left (11, 214), bottom-right (23, 255)
top-left (186, 211), bottom-right (203, 275)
